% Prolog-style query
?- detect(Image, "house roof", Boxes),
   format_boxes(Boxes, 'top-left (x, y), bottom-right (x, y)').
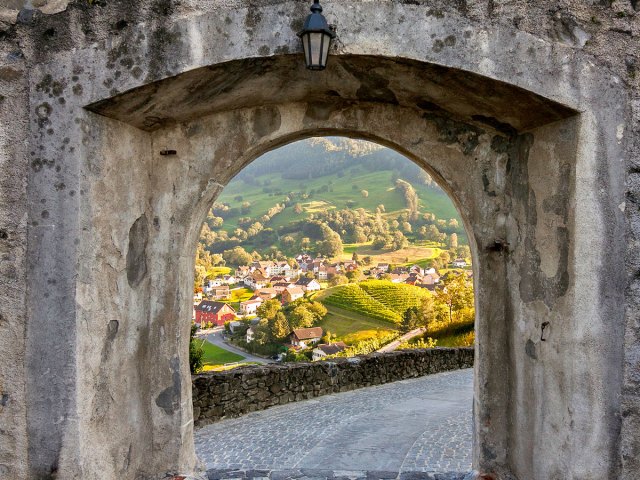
top-left (240, 298), bottom-right (263, 305)
top-left (257, 288), bottom-right (278, 294)
top-left (291, 327), bottom-right (323, 340)
top-left (285, 287), bottom-right (305, 296)
top-left (251, 270), bottom-right (268, 281)
top-left (296, 277), bottom-right (318, 286)
top-left (196, 301), bottom-right (234, 314)
top-left (316, 342), bottom-right (347, 355)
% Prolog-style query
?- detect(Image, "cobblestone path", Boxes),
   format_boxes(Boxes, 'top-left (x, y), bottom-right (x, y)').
top-left (195, 368), bottom-right (473, 476)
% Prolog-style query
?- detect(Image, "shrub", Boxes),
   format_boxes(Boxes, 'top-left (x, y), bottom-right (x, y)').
top-left (189, 324), bottom-right (204, 374)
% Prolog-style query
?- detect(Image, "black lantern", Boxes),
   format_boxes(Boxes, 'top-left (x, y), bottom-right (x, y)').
top-left (298, 0), bottom-right (336, 71)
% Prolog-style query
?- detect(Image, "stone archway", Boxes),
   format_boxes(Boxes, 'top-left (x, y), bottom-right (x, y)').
top-left (0, 2), bottom-right (632, 480)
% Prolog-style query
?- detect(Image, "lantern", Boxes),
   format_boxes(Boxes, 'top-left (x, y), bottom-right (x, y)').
top-left (298, 0), bottom-right (336, 71)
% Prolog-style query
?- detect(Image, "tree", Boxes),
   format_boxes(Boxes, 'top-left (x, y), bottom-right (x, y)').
top-left (222, 246), bottom-right (253, 266)
top-left (209, 215), bottom-right (224, 228)
top-left (418, 295), bottom-right (435, 332)
top-left (189, 324), bottom-right (204, 374)
top-left (438, 250), bottom-right (451, 266)
top-left (210, 253), bottom-right (225, 266)
top-left (435, 273), bottom-right (474, 323)
top-left (321, 330), bottom-right (336, 344)
top-left (282, 235), bottom-right (296, 249)
top-left (392, 231), bottom-right (409, 250)
top-left (288, 305), bottom-right (315, 329)
top-left (352, 252), bottom-right (359, 262)
top-left (306, 301), bottom-right (328, 321)
top-left (329, 274), bottom-right (349, 286)
top-left (194, 264), bottom-right (207, 292)
top-left (316, 223), bottom-right (343, 258)
top-left (456, 245), bottom-right (471, 260)
top-left (372, 235), bottom-right (391, 250)
top-left (401, 307), bottom-right (421, 333)
top-left (448, 232), bottom-right (458, 249)
top-left (346, 269), bottom-right (362, 282)
top-left (257, 299), bottom-right (281, 321)
top-left (270, 312), bottom-right (290, 339)
top-left (352, 226), bottom-right (368, 243)
top-left (424, 224), bottom-right (442, 242)
top-left (294, 203), bottom-right (303, 214)
top-left (361, 189), bottom-right (369, 198)
top-left (233, 228), bottom-right (248, 241)
top-left (253, 320), bottom-right (273, 345)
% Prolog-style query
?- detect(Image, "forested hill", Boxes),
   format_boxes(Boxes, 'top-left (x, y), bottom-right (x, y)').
top-left (198, 137), bottom-right (467, 260)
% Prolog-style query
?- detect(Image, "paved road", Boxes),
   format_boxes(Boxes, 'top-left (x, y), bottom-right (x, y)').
top-left (202, 330), bottom-right (271, 365)
top-left (195, 369), bottom-right (473, 474)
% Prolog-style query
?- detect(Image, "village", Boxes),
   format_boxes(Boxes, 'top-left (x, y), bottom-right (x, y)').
top-left (193, 253), bottom-right (470, 365)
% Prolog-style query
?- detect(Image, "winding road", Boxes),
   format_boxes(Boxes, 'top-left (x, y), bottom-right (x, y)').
top-left (202, 329), bottom-right (271, 365)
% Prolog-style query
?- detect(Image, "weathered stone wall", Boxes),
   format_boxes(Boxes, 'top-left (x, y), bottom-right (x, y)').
top-left (192, 348), bottom-right (474, 427)
top-left (0, 1), bottom-right (637, 480)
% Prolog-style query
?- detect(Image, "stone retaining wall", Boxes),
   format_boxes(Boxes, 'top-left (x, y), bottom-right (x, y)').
top-left (192, 347), bottom-right (474, 427)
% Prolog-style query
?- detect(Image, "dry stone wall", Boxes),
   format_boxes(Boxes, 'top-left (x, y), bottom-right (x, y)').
top-left (192, 348), bottom-right (474, 427)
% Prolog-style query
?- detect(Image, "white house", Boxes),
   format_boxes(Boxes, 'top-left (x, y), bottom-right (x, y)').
top-left (240, 297), bottom-right (263, 315)
top-left (452, 259), bottom-right (467, 268)
top-left (312, 342), bottom-right (347, 361)
top-left (246, 326), bottom-right (257, 343)
top-left (282, 287), bottom-right (305, 304)
top-left (204, 278), bottom-right (223, 293)
top-left (290, 327), bottom-right (323, 349)
top-left (296, 277), bottom-right (321, 292)
top-left (244, 270), bottom-right (268, 290)
top-left (222, 274), bottom-right (237, 285)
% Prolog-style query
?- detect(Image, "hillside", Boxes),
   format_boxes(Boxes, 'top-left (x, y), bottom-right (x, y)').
top-left (319, 281), bottom-right (433, 325)
top-left (198, 137), bottom-right (469, 264)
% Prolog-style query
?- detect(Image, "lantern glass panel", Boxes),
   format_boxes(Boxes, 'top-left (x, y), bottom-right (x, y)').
top-left (302, 33), bottom-right (312, 66)
top-left (309, 32), bottom-right (323, 67)
top-left (320, 32), bottom-right (331, 67)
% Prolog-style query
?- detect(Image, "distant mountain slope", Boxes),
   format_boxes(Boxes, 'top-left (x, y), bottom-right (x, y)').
top-left (217, 137), bottom-right (462, 231)
top-left (198, 137), bottom-right (468, 259)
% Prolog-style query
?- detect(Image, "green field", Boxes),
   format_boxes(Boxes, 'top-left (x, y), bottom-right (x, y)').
top-left (340, 242), bottom-right (442, 266)
top-left (209, 266), bottom-right (231, 276)
top-left (216, 168), bottom-right (462, 235)
top-left (223, 287), bottom-right (254, 310)
top-left (317, 304), bottom-right (398, 343)
top-left (200, 340), bottom-right (245, 366)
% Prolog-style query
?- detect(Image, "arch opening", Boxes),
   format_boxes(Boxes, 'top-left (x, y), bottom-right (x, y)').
top-left (189, 134), bottom-right (478, 474)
